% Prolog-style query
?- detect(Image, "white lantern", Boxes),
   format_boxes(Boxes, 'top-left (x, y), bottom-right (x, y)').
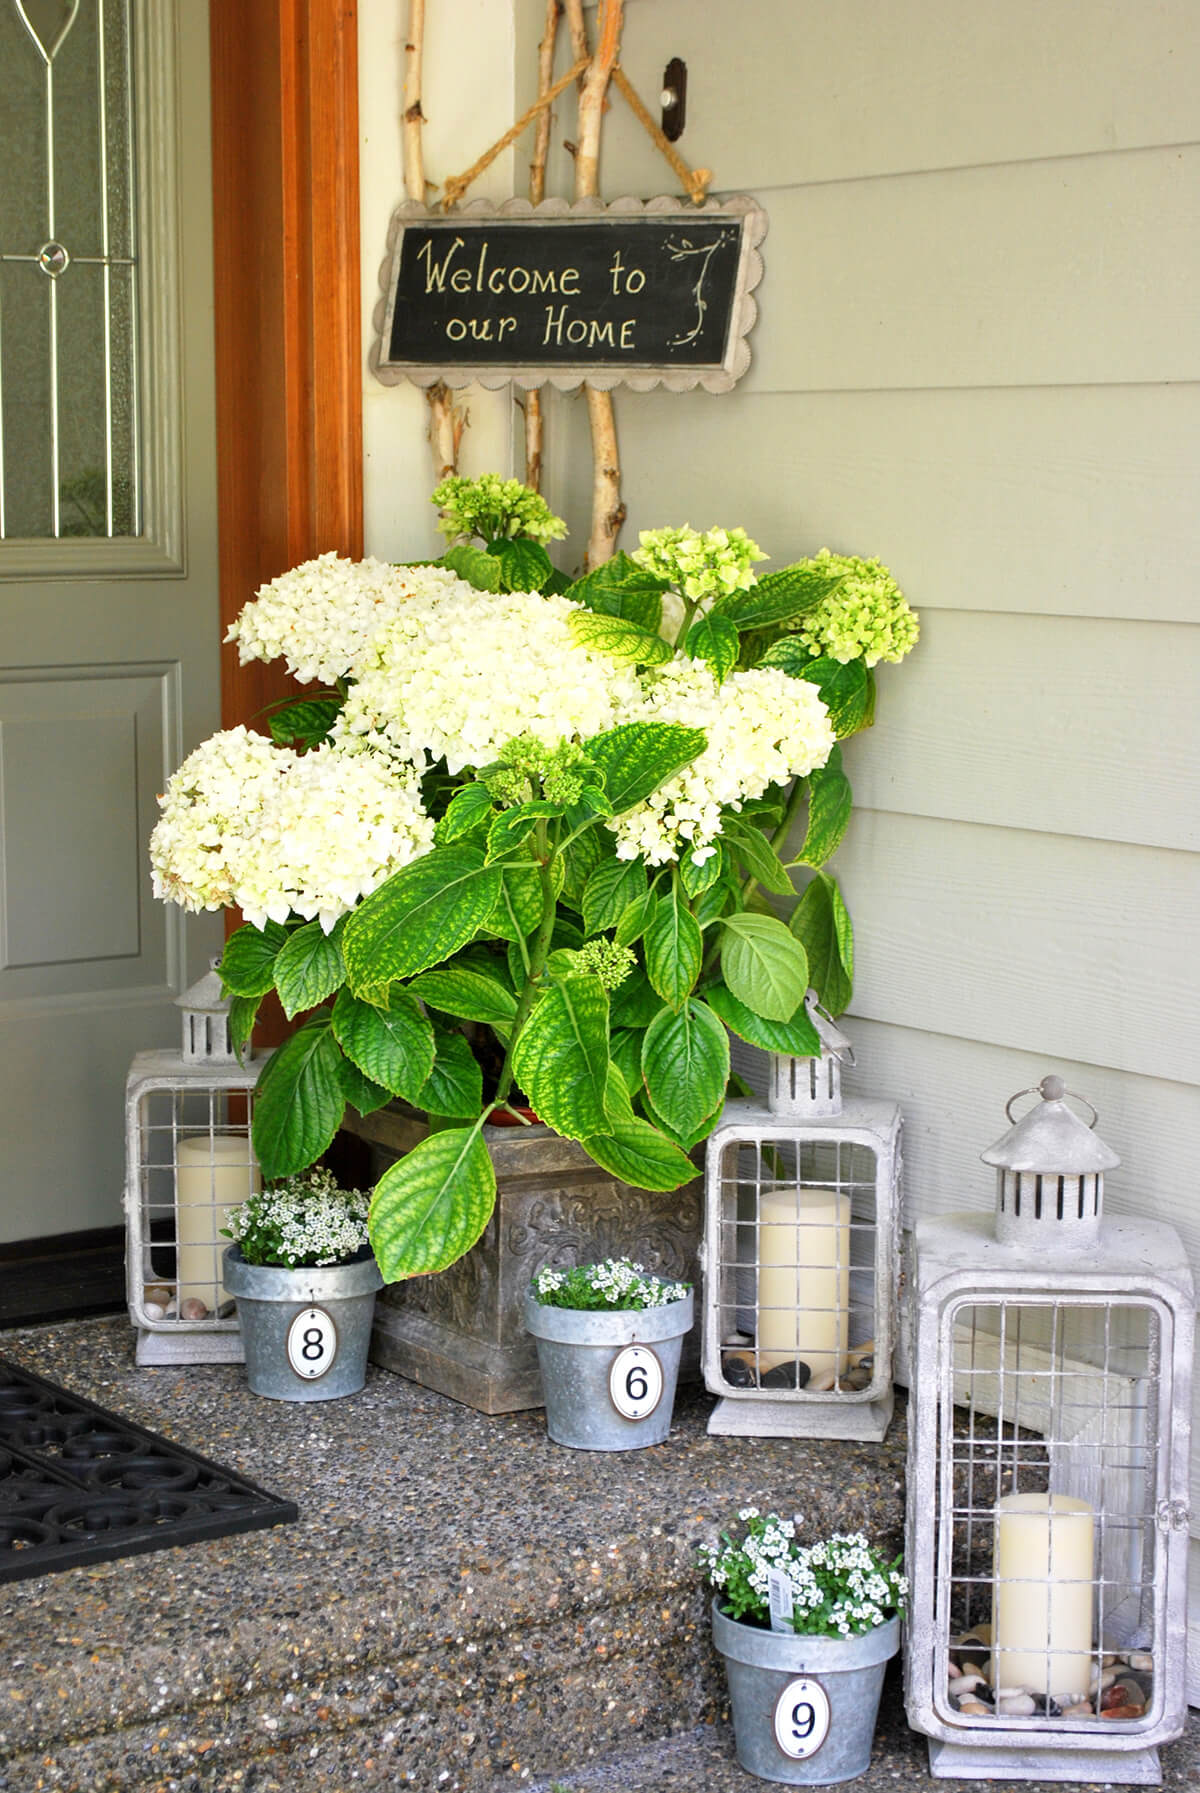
top-left (123, 966), bottom-right (268, 1364)
top-left (904, 1075), bottom-right (1194, 1783)
top-left (700, 996), bottom-right (902, 1441)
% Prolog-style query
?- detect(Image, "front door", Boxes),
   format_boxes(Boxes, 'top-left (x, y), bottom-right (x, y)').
top-left (0, 1), bottom-right (222, 1244)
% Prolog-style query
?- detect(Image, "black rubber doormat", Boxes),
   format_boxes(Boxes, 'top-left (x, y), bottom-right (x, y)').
top-left (0, 1359), bottom-right (297, 1582)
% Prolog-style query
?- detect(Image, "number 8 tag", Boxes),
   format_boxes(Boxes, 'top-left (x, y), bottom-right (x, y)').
top-left (773, 1676), bottom-right (831, 1760)
top-left (286, 1306), bottom-right (338, 1380)
top-left (608, 1344), bottom-right (663, 1419)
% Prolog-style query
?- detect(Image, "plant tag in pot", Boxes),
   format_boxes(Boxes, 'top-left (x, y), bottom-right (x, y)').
top-left (767, 1566), bottom-right (795, 1633)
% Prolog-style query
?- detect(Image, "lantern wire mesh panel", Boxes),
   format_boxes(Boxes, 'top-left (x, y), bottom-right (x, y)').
top-left (124, 968), bottom-right (267, 1365)
top-left (702, 1101), bottom-right (901, 1441)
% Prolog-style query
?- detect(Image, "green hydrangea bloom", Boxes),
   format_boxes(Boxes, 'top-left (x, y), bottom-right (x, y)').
top-left (632, 524), bottom-right (766, 606)
top-left (789, 550), bottom-right (919, 667)
top-left (432, 474), bottom-right (567, 546)
top-left (573, 936), bottom-right (636, 991)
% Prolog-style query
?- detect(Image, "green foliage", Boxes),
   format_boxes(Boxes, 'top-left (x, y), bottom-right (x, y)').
top-left (331, 986), bottom-right (435, 1103)
top-left (266, 697), bottom-right (344, 750)
top-left (564, 551), bottom-right (667, 633)
top-left (510, 975), bottom-right (612, 1140)
top-left (587, 722), bottom-right (707, 813)
top-left (685, 612), bottom-right (740, 682)
top-left (251, 1014), bottom-right (345, 1181)
top-left (567, 610), bottom-right (674, 667)
top-left (641, 999), bottom-right (729, 1139)
top-left (715, 562), bottom-right (844, 632)
top-left (643, 882), bottom-right (703, 1010)
top-left (343, 846), bottom-right (502, 987)
top-left (369, 1125), bottom-right (497, 1280)
top-left (441, 541), bottom-right (504, 592)
top-left (789, 750), bottom-right (853, 870)
top-left (273, 917), bottom-right (347, 1019)
top-left (790, 872), bottom-right (854, 1016)
top-left (219, 921), bottom-right (288, 999)
top-left (720, 912), bottom-right (811, 1022)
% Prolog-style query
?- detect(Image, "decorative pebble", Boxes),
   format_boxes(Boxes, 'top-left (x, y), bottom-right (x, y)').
top-left (840, 1364), bottom-right (872, 1391)
top-left (807, 1368), bottom-right (837, 1392)
top-left (217, 1299), bottom-right (237, 1319)
top-left (1029, 1694), bottom-right (1061, 1717)
top-left (1101, 1704), bottom-right (1144, 1721)
top-left (1062, 1702), bottom-right (1096, 1719)
top-left (1128, 1652), bottom-right (1154, 1672)
top-left (846, 1341), bottom-right (875, 1368)
top-left (722, 1332), bottom-right (751, 1348)
top-left (179, 1297), bottom-right (210, 1321)
top-left (144, 1284), bottom-right (173, 1306)
top-left (1090, 1665), bottom-right (1120, 1692)
top-left (996, 1693), bottom-right (1037, 1716)
top-left (165, 1299), bottom-right (178, 1317)
top-left (760, 1360), bottom-right (811, 1391)
top-left (958, 1698), bottom-right (991, 1716)
top-left (948, 1674), bottom-right (986, 1699)
top-left (721, 1351), bottom-right (758, 1388)
top-left (143, 1301), bottom-right (166, 1321)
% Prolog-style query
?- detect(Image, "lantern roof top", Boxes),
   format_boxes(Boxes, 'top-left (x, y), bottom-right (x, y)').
top-left (981, 1074), bottom-right (1120, 1173)
top-left (174, 963), bottom-right (230, 1015)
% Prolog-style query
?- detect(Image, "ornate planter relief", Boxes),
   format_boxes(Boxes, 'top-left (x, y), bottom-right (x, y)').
top-left (346, 1105), bottom-right (702, 1413)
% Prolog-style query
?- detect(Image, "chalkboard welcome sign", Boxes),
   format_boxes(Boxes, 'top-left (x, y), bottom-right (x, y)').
top-left (370, 196), bottom-right (767, 394)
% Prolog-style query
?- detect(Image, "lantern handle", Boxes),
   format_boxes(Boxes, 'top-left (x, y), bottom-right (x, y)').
top-left (1005, 1075), bottom-right (1099, 1129)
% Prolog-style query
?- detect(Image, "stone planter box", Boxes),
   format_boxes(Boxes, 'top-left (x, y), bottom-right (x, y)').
top-left (343, 1105), bottom-right (703, 1414)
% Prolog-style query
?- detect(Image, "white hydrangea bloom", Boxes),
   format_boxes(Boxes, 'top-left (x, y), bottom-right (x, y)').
top-left (225, 555), bottom-right (466, 686)
top-left (340, 581), bottom-right (639, 774)
top-left (609, 659), bottom-right (834, 865)
top-left (150, 729), bottom-right (433, 932)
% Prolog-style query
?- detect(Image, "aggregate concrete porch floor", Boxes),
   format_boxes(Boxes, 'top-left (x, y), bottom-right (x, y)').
top-left (0, 1316), bottom-right (1197, 1793)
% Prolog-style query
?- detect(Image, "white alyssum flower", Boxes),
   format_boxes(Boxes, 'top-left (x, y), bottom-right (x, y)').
top-left (609, 660), bottom-right (835, 864)
top-left (225, 1169), bottom-right (371, 1269)
top-left (225, 555), bottom-right (466, 686)
top-left (150, 730), bottom-right (433, 932)
top-left (531, 1258), bottom-right (689, 1311)
top-left (340, 581), bottom-right (639, 774)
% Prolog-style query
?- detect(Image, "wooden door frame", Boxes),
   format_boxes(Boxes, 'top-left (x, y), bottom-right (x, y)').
top-left (209, 0), bottom-right (363, 732)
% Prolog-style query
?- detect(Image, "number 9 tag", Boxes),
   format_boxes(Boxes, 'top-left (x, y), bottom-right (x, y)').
top-left (608, 1344), bottom-right (663, 1420)
top-left (773, 1676), bottom-right (831, 1760)
top-left (286, 1306), bottom-right (338, 1380)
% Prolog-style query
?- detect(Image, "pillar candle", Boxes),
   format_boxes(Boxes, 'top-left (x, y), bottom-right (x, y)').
top-left (993, 1492), bottom-right (1095, 1697)
top-left (175, 1133), bottom-right (260, 1310)
top-left (755, 1186), bottom-right (851, 1375)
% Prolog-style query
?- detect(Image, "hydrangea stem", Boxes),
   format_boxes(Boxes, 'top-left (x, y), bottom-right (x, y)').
top-left (493, 823), bottom-right (559, 1108)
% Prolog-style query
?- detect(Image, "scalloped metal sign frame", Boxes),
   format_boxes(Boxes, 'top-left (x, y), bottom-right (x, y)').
top-left (371, 195), bottom-right (767, 394)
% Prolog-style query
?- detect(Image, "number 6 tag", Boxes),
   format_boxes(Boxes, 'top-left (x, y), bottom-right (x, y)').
top-left (286, 1306), bottom-right (338, 1380)
top-left (773, 1676), bottom-right (831, 1760)
top-left (608, 1344), bottom-right (663, 1420)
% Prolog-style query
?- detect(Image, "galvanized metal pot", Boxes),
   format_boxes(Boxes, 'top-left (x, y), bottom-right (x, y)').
top-left (523, 1291), bottom-right (693, 1450)
top-left (713, 1601), bottom-right (900, 1785)
top-left (223, 1245), bottom-right (383, 1402)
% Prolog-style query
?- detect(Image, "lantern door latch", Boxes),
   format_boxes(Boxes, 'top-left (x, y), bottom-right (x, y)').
top-left (1155, 1498), bottom-right (1192, 1532)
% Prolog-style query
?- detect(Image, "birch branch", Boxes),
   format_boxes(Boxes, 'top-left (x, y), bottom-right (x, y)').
top-left (403, 0), bottom-right (466, 480)
top-left (522, 0), bottom-right (562, 492)
top-left (574, 0), bottom-right (625, 567)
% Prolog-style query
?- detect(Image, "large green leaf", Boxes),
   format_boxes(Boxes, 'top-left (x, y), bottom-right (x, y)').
top-left (267, 697), bottom-right (343, 750)
top-left (560, 827), bottom-right (604, 906)
top-left (679, 843), bottom-right (725, 899)
top-left (369, 1126), bottom-right (497, 1280)
top-left (580, 1117), bottom-right (697, 1192)
top-left (228, 994), bottom-right (260, 1065)
top-left (510, 974), bottom-right (611, 1140)
top-left (720, 816), bottom-right (795, 896)
top-left (790, 750), bottom-right (853, 870)
top-left (643, 884), bottom-right (703, 1010)
top-left (705, 982), bottom-right (823, 1056)
top-left (582, 857), bottom-right (648, 935)
top-left (790, 872), bottom-right (854, 1015)
top-left (609, 966), bottom-right (663, 1028)
top-left (586, 722), bottom-right (707, 813)
top-left (563, 551), bottom-right (667, 632)
top-left (642, 998), bottom-right (729, 1138)
top-left (219, 921), bottom-right (288, 999)
top-left (489, 861), bottom-right (546, 941)
top-left (490, 536), bottom-right (554, 593)
top-left (685, 613), bottom-right (740, 682)
top-left (408, 965), bottom-right (517, 1028)
top-left (614, 887), bottom-right (657, 948)
top-left (568, 610), bottom-right (673, 667)
top-left (435, 782), bottom-right (495, 844)
top-left (273, 916), bottom-right (347, 1019)
top-left (417, 1029), bottom-right (484, 1119)
top-left (251, 1015), bottom-right (344, 1181)
top-left (337, 1053), bottom-right (393, 1119)
top-left (693, 873), bottom-right (741, 929)
top-left (343, 845), bottom-right (501, 987)
top-left (609, 1028), bottom-right (645, 1099)
top-left (442, 542), bottom-right (503, 592)
top-left (716, 563), bottom-right (844, 631)
top-left (720, 912), bottom-right (810, 1022)
top-left (641, 1089), bottom-right (725, 1154)
top-left (331, 986), bottom-right (435, 1103)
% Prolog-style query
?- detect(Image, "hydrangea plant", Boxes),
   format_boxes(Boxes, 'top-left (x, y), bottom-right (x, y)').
top-left (222, 1169), bottom-right (371, 1269)
top-left (531, 1258), bottom-right (689, 1311)
top-left (151, 476), bottom-right (918, 1287)
top-left (699, 1509), bottom-right (907, 1638)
